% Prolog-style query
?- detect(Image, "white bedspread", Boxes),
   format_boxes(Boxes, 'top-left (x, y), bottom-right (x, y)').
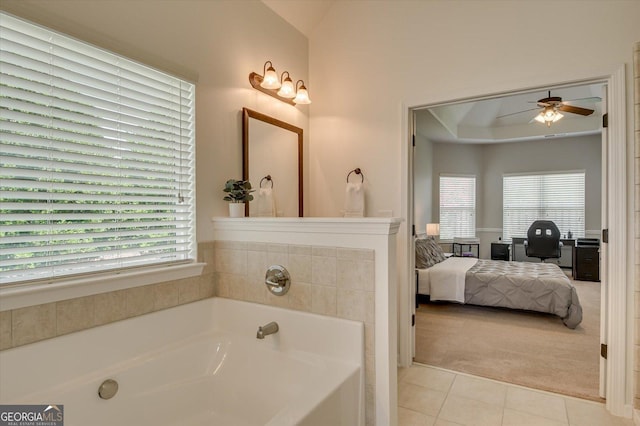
top-left (428, 257), bottom-right (478, 303)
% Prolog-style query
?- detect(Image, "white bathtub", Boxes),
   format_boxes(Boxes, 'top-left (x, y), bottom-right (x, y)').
top-left (0, 298), bottom-right (364, 426)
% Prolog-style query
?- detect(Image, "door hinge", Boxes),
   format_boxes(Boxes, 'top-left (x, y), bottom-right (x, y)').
top-left (412, 224), bottom-right (416, 236)
top-left (412, 314), bottom-right (415, 327)
top-left (412, 135), bottom-right (416, 147)
top-left (602, 229), bottom-right (608, 243)
top-left (601, 343), bottom-right (607, 359)
top-left (602, 113), bottom-right (608, 128)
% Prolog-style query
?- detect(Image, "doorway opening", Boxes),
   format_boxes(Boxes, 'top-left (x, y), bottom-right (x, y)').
top-left (408, 80), bottom-right (606, 401)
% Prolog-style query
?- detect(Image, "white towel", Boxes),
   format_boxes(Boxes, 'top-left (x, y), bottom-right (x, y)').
top-left (255, 187), bottom-right (276, 217)
top-left (344, 182), bottom-right (364, 217)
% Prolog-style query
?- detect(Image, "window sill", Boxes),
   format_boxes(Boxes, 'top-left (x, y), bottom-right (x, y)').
top-left (0, 262), bottom-right (206, 312)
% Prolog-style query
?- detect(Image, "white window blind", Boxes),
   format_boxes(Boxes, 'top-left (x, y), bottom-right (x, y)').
top-left (503, 172), bottom-right (585, 241)
top-left (439, 175), bottom-right (476, 240)
top-left (0, 13), bottom-right (196, 285)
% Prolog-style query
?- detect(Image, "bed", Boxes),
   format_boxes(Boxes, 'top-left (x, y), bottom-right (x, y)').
top-left (415, 238), bottom-right (582, 328)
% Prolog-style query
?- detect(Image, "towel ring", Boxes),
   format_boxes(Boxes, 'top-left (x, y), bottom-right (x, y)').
top-left (346, 168), bottom-right (364, 183)
top-left (260, 175), bottom-right (273, 188)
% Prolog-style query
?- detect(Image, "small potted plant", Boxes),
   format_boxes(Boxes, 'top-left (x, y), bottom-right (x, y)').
top-left (223, 179), bottom-right (254, 217)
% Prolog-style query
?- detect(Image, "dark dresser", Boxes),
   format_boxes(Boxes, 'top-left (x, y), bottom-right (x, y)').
top-left (573, 238), bottom-right (600, 282)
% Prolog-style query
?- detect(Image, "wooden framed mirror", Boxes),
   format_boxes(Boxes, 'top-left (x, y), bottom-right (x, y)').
top-left (242, 108), bottom-right (303, 217)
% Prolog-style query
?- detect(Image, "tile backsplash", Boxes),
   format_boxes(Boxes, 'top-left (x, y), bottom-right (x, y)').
top-left (0, 242), bottom-right (215, 351)
top-left (213, 240), bottom-right (377, 426)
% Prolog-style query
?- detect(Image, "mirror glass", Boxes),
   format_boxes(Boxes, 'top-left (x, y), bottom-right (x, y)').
top-left (242, 108), bottom-right (303, 217)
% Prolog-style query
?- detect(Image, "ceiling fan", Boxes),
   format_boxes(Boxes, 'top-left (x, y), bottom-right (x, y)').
top-left (498, 91), bottom-right (597, 127)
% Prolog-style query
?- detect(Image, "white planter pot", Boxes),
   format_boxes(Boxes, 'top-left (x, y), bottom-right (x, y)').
top-left (228, 203), bottom-right (246, 218)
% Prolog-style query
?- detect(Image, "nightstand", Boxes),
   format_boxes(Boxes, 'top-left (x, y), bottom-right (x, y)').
top-left (573, 239), bottom-right (600, 281)
top-left (490, 242), bottom-right (510, 261)
top-left (453, 238), bottom-right (479, 258)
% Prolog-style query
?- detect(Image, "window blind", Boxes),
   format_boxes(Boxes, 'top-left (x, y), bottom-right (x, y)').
top-left (0, 13), bottom-right (196, 285)
top-left (439, 175), bottom-right (476, 240)
top-left (503, 172), bottom-right (585, 241)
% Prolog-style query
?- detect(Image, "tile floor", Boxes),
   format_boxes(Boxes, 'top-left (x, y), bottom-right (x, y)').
top-left (398, 363), bottom-right (634, 426)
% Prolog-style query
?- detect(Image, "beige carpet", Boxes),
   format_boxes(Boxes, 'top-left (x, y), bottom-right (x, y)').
top-left (414, 277), bottom-right (603, 402)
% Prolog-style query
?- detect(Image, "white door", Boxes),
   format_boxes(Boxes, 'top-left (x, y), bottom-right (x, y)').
top-left (410, 111), bottom-right (417, 359)
top-left (598, 85), bottom-right (608, 399)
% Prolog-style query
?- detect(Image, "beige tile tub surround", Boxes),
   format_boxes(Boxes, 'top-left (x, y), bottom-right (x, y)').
top-left (0, 242), bottom-right (216, 350)
top-left (213, 240), bottom-right (376, 425)
top-left (635, 40), bottom-right (640, 412)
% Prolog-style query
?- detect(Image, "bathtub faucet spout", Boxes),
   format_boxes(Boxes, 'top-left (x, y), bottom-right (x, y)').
top-left (256, 321), bottom-right (279, 339)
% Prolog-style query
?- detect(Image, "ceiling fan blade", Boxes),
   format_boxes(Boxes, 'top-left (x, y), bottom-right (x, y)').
top-left (558, 104), bottom-right (594, 116)
top-left (496, 107), bottom-right (540, 119)
top-left (564, 96), bottom-right (601, 103)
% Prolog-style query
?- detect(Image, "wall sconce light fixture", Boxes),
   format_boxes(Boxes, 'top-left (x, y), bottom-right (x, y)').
top-left (249, 61), bottom-right (311, 106)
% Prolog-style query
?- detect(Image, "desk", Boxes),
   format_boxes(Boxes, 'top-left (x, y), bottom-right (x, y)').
top-left (512, 237), bottom-right (574, 269)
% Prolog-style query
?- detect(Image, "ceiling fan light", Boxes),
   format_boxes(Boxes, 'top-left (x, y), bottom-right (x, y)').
top-left (552, 111), bottom-right (563, 122)
top-left (534, 112), bottom-right (546, 124)
top-left (535, 106), bottom-right (563, 127)
top-left (544, 111), bottom-right (555, 120)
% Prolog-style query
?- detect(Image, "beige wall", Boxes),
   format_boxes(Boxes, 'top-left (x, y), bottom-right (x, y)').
top-left (308, 1), bottom-right (639, 220)
top-left (0, 0), bottom-right (310, 242)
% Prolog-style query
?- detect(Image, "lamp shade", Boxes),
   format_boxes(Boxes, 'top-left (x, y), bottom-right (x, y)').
top-left (293, 80), bottom-right (311, 104)
top-left (260, 63), bottom-right (281, 90)
top-left (277, 73), bottom-right (295, 98)
top-left (426, 223), bottom-right (440, 236)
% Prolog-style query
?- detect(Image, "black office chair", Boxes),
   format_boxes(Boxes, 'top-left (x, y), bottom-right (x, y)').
top-left (524, 220), bottom-right (563, 262)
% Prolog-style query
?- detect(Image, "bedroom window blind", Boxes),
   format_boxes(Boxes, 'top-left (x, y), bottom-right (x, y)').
top-left (439, 175), bottom-right (476, 240)
top-left (503, 172), bottom-right (585, 242)
top-left (0, 13), bottom-right (196, 285)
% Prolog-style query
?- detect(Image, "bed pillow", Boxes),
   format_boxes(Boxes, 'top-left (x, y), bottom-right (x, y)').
top-left (415, 237), bottom-right (446, 269)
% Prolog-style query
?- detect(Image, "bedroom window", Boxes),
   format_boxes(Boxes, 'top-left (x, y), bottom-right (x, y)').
top-left (503, 172), bottom-right (585, 241)
top-left (0, 13), bottom-right (196, 286)
top-left (439, 175), bottom-right (476, 240)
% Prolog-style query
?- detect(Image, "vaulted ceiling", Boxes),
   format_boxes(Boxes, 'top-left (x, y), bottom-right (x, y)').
top-left (261, 0), bottom-right (335, 37)
top-left (260, 1), bottom-right (603, 145)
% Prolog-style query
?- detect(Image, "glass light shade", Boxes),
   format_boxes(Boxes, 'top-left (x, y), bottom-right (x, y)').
top-left (293, 85), bottom-right (311, 104)
top-left (426, 223), bottom-right (440, 236)
top-left (534, 107), bottom-right (563, 126)
top-left (551, 112), bottom-right (564, 122)
top-left (534, 112), bottom-right (546, 123)
top-left (277, 77), bottom-right (295, 98)
top-left (260, 65), bottom-right (281, 90)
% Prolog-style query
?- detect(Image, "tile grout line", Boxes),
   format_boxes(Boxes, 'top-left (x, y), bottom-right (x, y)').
top-left (407, 363), bottom-right (614, 426)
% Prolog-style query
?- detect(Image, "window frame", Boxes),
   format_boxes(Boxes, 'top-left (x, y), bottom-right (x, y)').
top-left (502, 170), bottom-right (586, 242)
top-left (0, 12), bottom-right (202, 305)
top-left (438, 174), bottom-right (476, 241)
